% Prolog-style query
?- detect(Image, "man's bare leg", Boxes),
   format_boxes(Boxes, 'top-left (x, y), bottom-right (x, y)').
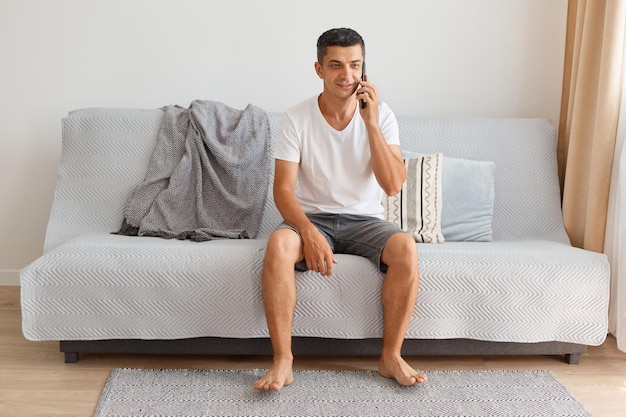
top-left (378, 233), bottom-right (428, 385)
top-left (253, 229), bottom-right (302, 391)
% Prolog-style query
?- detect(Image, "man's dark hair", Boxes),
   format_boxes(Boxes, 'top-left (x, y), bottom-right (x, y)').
top-left (316, 28), bottom-right (365, 63)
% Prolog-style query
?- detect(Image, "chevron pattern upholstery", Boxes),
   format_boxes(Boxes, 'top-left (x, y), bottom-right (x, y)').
top-left (20, 109), bottom-right (609, 347)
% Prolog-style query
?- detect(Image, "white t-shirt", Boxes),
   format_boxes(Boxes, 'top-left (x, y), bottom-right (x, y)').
top-left (274, 95), bottom-right (400, 218)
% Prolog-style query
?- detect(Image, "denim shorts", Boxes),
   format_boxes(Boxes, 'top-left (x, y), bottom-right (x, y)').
top-left (276, 213), bottom-right (404, 272)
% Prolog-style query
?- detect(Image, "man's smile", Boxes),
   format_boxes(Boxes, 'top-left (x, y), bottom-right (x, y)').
top-left (336, 81), bottom-right (359, 93)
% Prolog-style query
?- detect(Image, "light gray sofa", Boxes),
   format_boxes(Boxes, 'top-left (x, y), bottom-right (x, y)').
top-left (20, 107), bottom-right (610, 364)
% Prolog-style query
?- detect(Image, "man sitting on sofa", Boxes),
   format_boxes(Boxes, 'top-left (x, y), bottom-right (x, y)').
top-left (253, 27), bottom-right (428, 391)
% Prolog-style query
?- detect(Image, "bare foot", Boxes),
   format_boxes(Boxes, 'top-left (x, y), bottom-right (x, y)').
top-left (379, 355), bottom-right (428, 386)
top-left (253, 359), bottom-right (294, 391)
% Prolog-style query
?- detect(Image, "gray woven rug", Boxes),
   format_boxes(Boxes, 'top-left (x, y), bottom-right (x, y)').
top-left (94, 368), bottom-right (592, 417)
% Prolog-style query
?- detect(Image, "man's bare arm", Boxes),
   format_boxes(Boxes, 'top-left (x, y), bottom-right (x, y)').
top-left (273, 159), bottom-right (338, 276)
top-left (368, 133), bottom-right (406, 196)
top-left (357, 76), bottom-right (406, 195)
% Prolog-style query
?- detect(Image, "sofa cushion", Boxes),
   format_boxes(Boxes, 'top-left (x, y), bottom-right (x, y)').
top-left (382, 153), bottom-right (444, 243)
top-left (404, 151), bottom-right (496, 242)
top-left (440, 156), bottom-right (495, 241)
top-left (20, 233), bottom-right (609, 346)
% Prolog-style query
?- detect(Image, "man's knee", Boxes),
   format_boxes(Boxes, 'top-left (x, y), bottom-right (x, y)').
top-left (382, 232), bottom-right (418, 272)
top-left (265, 228), bottom-right (303, 264)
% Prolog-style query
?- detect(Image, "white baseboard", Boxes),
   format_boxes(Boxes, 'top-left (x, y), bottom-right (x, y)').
top-left (0, 270), bottom-right (20, 286)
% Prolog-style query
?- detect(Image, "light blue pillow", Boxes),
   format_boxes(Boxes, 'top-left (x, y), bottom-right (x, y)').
top-left (403, 151), bottom-right (495, 242)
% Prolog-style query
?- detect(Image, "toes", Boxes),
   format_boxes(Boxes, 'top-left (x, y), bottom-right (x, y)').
top-left (253, 370), bottom-right (293, 391)
top-left (253, 379), bottom-right (282, 391)
top-left (252, 380), bottom-right (266, 390)
top-left (397, 374), bottom-right (424, 386)
top-left (406, 371), bottom-right (428, 385)
top-left (379, 359), bottom-right (428, 386)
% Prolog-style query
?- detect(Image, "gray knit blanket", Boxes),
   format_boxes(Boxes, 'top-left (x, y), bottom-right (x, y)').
top-left (116, 100), bottom-right (271, 241)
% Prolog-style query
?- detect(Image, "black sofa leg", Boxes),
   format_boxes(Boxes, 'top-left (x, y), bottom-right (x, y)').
top-left (565, 353), bottom-right (580, 364)
top-left (64, 351), bottom-right (79, 364)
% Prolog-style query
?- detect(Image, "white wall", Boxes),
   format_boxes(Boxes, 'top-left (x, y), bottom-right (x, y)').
top-left (0, 0), bottom-right (568, 285)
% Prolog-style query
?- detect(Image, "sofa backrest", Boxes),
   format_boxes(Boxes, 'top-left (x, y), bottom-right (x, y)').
top-left (45, 108), bottom-right (163, 252)
top-left (394, 116), bottom-right (568, 243)
top-left (44, 108), bottom-right (568, 252)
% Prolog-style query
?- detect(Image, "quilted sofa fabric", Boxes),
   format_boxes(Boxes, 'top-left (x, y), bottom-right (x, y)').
top-left (20, 109), bottom-right (609, 347)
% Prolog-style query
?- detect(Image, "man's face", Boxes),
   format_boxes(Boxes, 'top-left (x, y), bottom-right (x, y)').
top-left (315, 45), bottom-right (364, 101)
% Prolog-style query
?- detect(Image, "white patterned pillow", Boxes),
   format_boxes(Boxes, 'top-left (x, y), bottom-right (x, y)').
top-left (382, 153), bottom-right (444, 243)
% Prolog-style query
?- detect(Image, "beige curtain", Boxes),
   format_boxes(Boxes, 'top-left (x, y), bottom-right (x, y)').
top-left (558, 0), bottom-right (626, 253)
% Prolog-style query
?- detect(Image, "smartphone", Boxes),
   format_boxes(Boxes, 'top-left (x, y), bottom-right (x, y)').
top-left (360, 62), bottom-right (367, 109)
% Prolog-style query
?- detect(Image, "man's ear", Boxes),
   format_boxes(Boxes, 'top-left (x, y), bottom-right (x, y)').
top-left (314, 61), bottom-right (323, 79)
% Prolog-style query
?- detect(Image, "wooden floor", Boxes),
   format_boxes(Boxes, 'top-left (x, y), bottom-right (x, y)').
top-left (2, 286), bottom-right (625, 417)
